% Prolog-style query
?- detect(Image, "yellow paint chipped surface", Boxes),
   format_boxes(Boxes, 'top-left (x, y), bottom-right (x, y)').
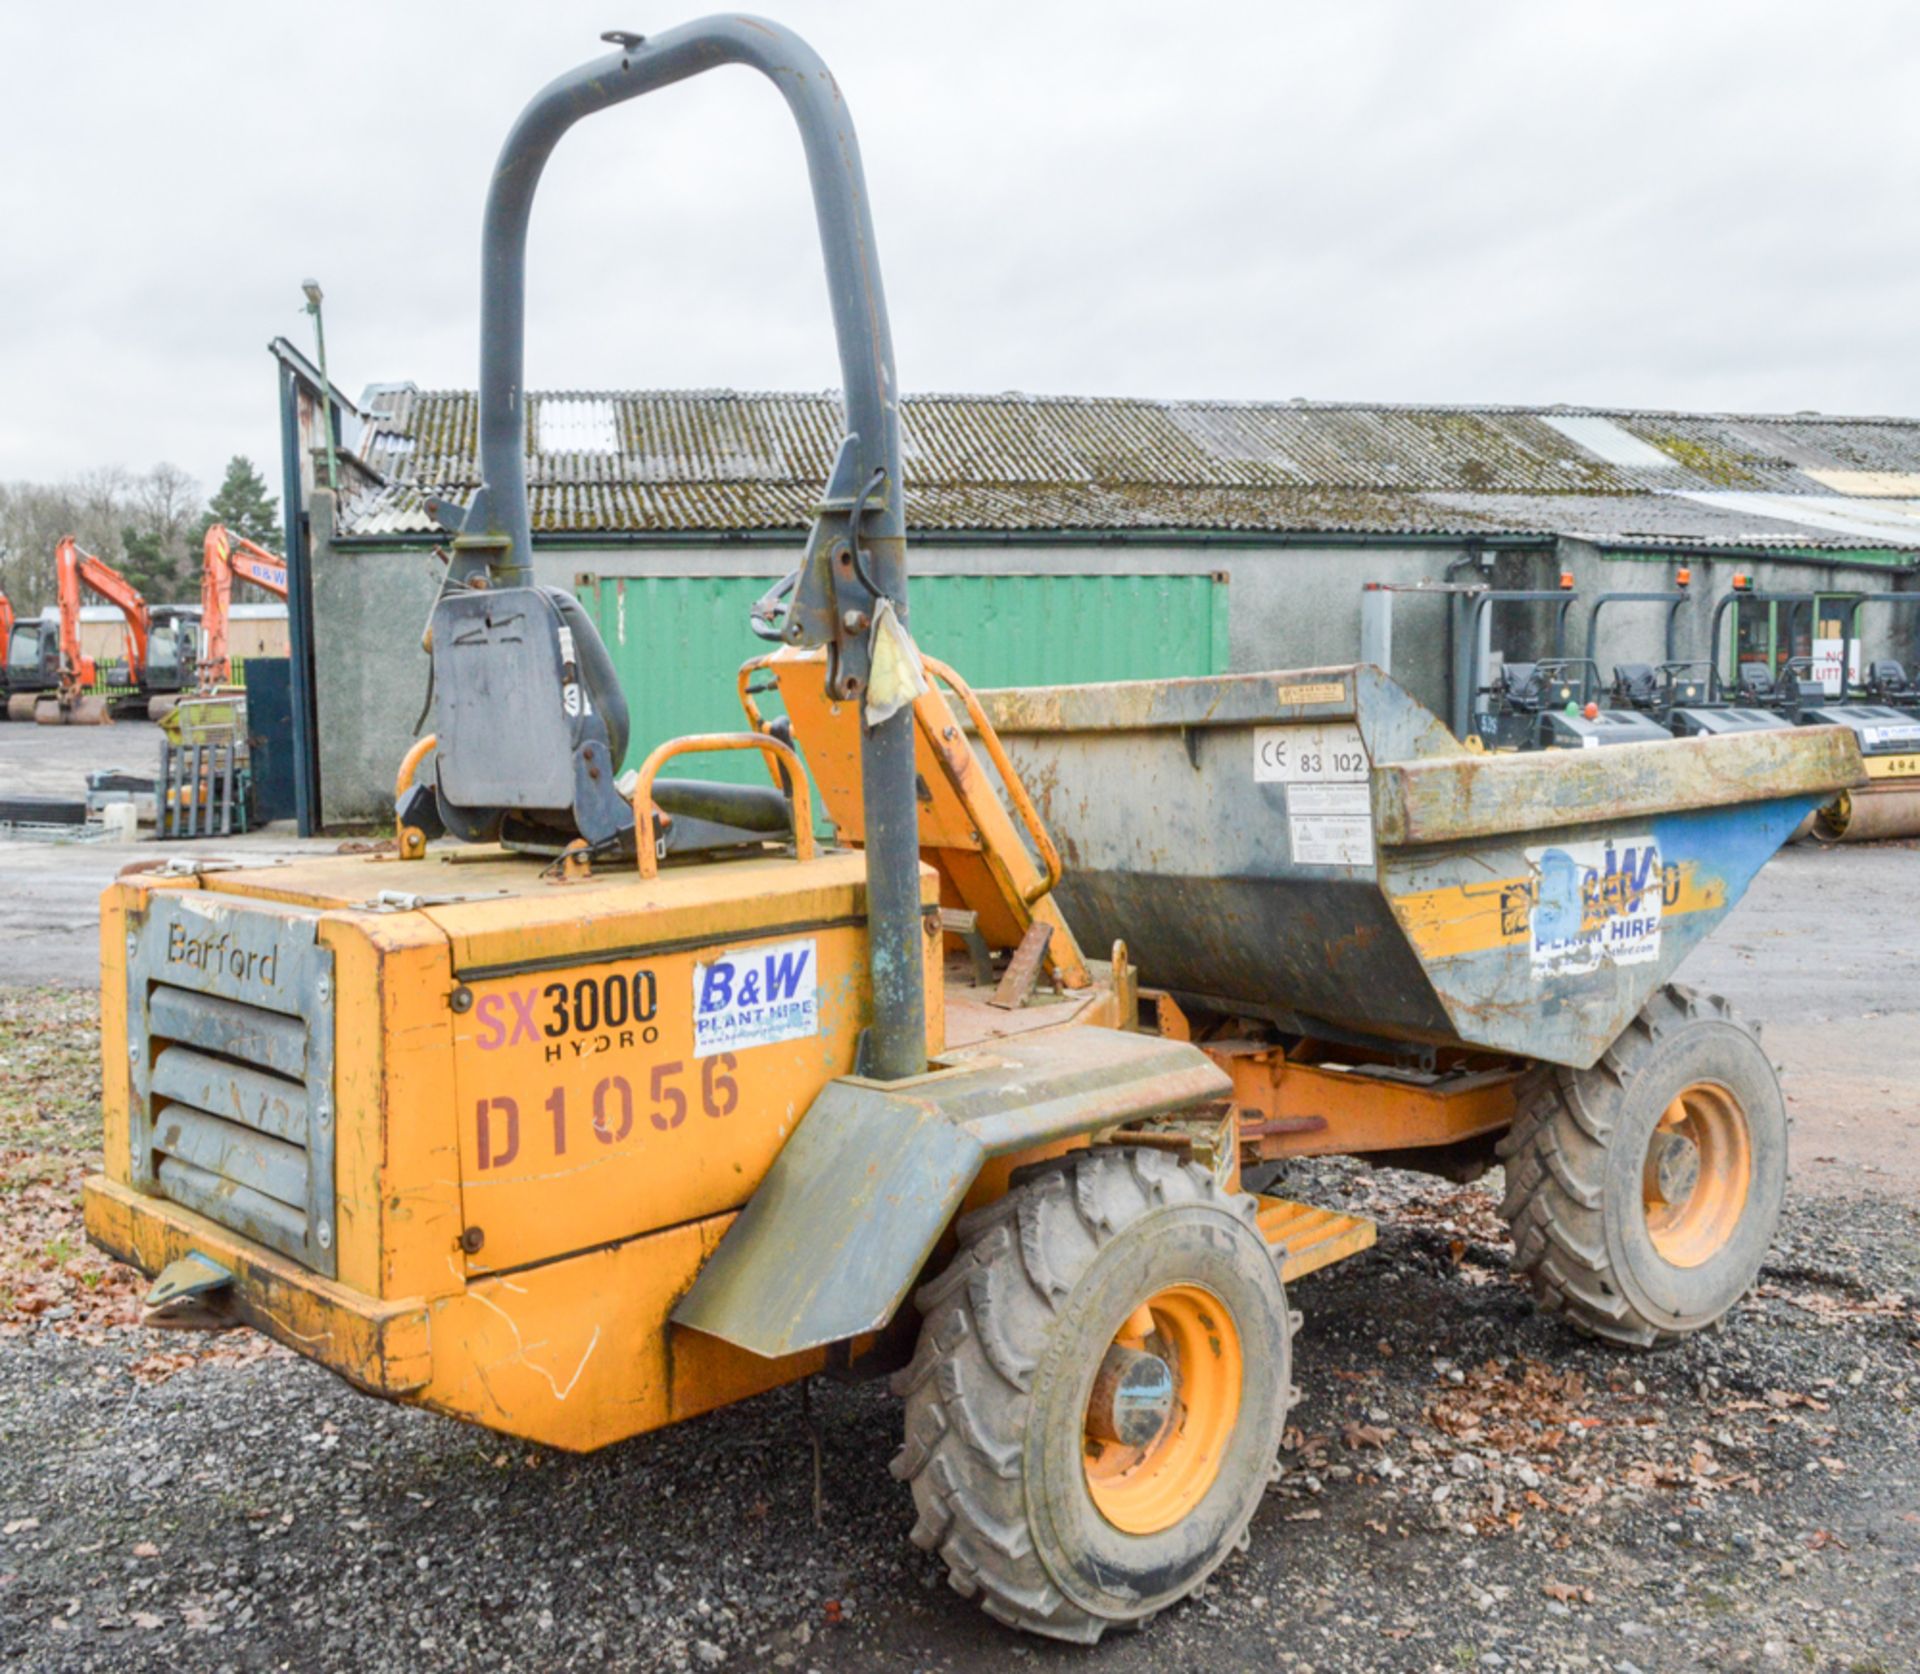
top-left (1392, 858), bottom-right (1725, 963)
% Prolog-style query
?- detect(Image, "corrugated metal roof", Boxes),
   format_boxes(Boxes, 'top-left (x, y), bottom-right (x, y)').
top-left (337, 389), bottom-right (1920, 551)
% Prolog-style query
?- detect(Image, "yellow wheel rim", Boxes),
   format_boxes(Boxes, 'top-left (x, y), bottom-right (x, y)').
top-left (1642, 1081), bottom-right (1752, 1268)
top-left (1083, 1284), bottom-right (1243, 1535)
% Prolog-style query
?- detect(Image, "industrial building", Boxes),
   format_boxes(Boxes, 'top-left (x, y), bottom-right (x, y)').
top-left (270, 340), bottom-right (1920, 830)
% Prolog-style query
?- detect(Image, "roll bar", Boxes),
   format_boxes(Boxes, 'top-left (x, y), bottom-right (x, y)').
top-left (456, 18), bottom-right (925, 1079)
top-left (465, 18), bottom-right (903, 605)
top-left (1708, 589), bottom-right (1834, 689)
top-left (1454, 588), bottom-right (1579, 740)
top-left (1822, 591), bottom-right (1920, 684)
top-left (1583, 582), bottom-right (1689, 668)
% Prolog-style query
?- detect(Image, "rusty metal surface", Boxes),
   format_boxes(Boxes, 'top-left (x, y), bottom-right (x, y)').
top-left (1253, 1197), bottom-right (1379, 1282)
top-left (988, 921), bottom-right (1053, 1010)
top-left (149, 1047), bottom-right (308, 1145)
top-left (671, 1027), bottom-right (1230, 1358)
top-left (1815, 780), bottom-right (1920, 841)
top-left (980, 666), bottom-right (1858, 1070)
top-left (1376, 724), bottom-right (1864, 848)
top-left (146, 987), bottom-right (308, 1081)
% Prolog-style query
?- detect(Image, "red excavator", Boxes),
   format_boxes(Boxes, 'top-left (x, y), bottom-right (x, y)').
top-left (41, 537), bottom-right (140, 724)
top-left (25, 536), bottom-right (207, 724)
top-left (197, 524), bottom-right (288, 689)
top-left (33, 537), bottom-right (150, 725)
top-left (0, 590), bottom-right (23, 720)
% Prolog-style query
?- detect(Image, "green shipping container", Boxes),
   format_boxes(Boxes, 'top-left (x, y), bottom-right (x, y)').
top-left (578, 571), bottom-right (1230, 786)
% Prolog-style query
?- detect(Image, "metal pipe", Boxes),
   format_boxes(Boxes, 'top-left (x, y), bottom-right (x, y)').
top-left (472, 20), bottom-right (902, 591)
top-left (276, 363), bottom-right (321, 837)
top-left (1459, 589), bottom-right (1577, 739)
top-left (471, 19), bottom-right (924, 1078)
top-left (301, 282), bottom-right (340, 501)
top-left (1358, 584), bottom-right (1392, 675)
top-left (1584, 587), bottom-right (1689, 667)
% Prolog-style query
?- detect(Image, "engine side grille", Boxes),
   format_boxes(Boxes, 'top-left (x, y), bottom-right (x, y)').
top-left (127, 895), bottom-right (336, 1276)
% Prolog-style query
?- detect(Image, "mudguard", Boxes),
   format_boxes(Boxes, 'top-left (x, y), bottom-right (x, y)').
top-left (671, 1027), bottom-right (1230, 1358)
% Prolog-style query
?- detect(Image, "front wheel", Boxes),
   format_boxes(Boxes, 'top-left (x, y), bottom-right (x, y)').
top-left (892, 1147), bottom-right (1293, 1642)
top-left (1498, 983), bottom-right (1787, 1348)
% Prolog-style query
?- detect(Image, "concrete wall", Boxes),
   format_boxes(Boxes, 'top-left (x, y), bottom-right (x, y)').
top-left (310, 525), bottom-right (1916, 827)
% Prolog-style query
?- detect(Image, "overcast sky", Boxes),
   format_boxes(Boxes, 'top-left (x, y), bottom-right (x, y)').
top-left (3, 1), bottom-right (1918, 500)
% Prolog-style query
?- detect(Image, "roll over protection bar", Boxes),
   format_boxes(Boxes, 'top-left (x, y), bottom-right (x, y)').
top-left (456, 17), bottom-right (926, 1079)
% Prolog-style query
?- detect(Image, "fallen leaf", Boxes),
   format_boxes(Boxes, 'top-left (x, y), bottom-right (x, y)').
top-left (1542, 1581), bottom-right (1594, 1605)
top-left (132, 1542), bottom-right (159, 1558)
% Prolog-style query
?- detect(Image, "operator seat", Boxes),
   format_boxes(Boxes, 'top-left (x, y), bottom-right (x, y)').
top-left (428, 585), bottom-right (635, 849)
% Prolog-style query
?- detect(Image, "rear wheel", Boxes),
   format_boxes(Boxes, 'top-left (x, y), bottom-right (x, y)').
top-left (892, 1148), bottom-right (1293, 1642)
top-left (1498, 983), bottom-right (1786, 1347)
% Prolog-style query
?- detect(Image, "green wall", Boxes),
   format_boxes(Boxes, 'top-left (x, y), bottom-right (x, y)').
top-left (579, 571), bottom-right (1230, 784)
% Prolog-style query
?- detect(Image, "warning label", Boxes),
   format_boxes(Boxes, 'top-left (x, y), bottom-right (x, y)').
top-left (1287, 782), bottom-right (1374, 867)
top-left (693, 936), bottom-right (819, 1058)
top-left (1525, 836), bottom-right (1666, 978)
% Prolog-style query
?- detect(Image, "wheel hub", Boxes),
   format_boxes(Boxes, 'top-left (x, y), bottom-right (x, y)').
top-left (1082, 1286), bottom-right (1244, 1536)
top-left (1086, 1345), bottom-right (1176, 1448)
top-left (1645, 1130), bottom-right (1701, 1207)
top-left (1642, 1082), bottom-right (1753, 1269)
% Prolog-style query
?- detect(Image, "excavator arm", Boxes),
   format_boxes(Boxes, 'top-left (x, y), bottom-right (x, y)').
top-left (198, 525), bottom-right (288, 688)
top-left (52, 537), bottom-right (96, 689)
top-left (55, 536), bottom-right (152, 686)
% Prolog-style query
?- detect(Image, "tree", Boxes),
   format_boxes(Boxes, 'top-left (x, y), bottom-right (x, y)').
top-left (135, 462), bottom-right (201, 556)
top-left (0, 463), bottom-right (206, 609)
top-left (198, 456), bottom-right (280, 550)
top-left (119, 524), bottom-right (181, 601)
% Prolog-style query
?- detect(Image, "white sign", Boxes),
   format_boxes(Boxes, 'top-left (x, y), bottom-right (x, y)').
top-left (1810, 635), bottom-right (1860, 697)
top-left (1525, 835), bottom-right (1665, 978)
top-left (693, 936), bottom-right (819, 1058)
top-left (1862, 721), bottom-right (1920, 749)
top-left (1254, 722), bottom-right (1369, 785)
top-left (1287, 782), bottom-right (1375, 868)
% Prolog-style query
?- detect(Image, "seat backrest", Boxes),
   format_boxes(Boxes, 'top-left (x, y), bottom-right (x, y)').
top-left (429, 585), bottom-right (632, 842)
top-left (1613, 662), bottom-right (1657, 704)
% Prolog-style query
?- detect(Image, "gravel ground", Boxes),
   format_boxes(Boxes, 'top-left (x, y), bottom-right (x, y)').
top-left (2, 991), bottom-right (1917, 1673)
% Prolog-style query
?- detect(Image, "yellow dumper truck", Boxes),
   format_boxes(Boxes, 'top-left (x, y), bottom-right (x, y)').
top-left (86, 17), bottom-right (1863, 1641)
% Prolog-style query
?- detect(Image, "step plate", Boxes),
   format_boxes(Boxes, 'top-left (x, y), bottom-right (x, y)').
top-left (1255, 1195), bottom-right (1377, 1283)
